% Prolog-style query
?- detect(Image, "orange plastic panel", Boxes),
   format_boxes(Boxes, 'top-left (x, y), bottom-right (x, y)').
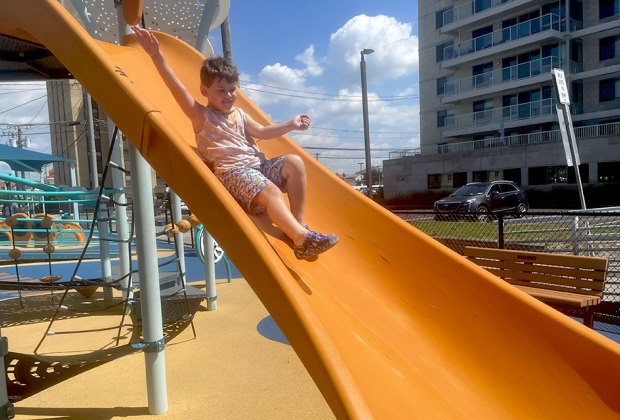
top-left (1, 2), bottom-right (620, 418)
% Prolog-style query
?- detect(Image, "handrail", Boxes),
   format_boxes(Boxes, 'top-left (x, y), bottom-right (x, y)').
top-left (443, 56), bottom-right (560, 97)
top-left (440, 0), bottom-right (518, 28)
top-left (443, 13), bottom-right (562, 61)
top-left (444, 98), bottom-right (556, 131)
top-left (389, 121), bottom-right (620, 158)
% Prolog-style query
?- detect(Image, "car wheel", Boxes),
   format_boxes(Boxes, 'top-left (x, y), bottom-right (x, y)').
top-left (475, 206), bottom-right (491, 222)
top-left (516, 202), bottom-right (528, 215)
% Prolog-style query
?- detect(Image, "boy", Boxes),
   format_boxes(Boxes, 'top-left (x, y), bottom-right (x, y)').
top-left (131, 26), bottom-right (338, 260)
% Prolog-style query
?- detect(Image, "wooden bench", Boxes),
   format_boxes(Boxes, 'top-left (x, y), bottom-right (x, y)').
top-left (464, 246), bottom-right (608, 328)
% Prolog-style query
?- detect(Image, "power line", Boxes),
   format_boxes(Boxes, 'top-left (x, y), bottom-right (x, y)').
top-left (0, 88), bottom-right (46, 96)
top-left (240, 81), bottom-right (418, 102)
top-left (301, 145), bottom-right (405, 152)
top-left (0, 94), bottom-right (47, 115)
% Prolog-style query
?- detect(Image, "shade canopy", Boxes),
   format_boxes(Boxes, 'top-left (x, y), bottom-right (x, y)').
top-left (0, 143), bottom-right (72, 172)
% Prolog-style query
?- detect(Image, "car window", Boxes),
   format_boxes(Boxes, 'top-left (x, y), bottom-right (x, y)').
top-left (489, 185), bottom-right (501, 194)
top-left (500, 183), bottom-right (517, 193)
top-left (453, 184), bottom-right (487, 196)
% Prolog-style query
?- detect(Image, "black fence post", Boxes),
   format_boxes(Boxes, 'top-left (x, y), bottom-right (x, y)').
top-left (498, 212), bottom-right (505, 249)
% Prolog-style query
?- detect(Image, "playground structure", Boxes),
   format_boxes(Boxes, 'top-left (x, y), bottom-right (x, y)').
top-left (1, 1), bottom-right (620, 419)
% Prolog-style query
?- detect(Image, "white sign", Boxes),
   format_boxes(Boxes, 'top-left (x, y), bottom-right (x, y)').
top-left (551, 68), bottom-right (570, 105)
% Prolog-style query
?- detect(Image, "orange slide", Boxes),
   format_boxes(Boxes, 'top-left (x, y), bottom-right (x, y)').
top-left (1, 2), bottom-right (620, 418)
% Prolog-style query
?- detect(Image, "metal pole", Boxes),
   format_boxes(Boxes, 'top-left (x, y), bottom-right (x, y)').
top-left (84, 91), bottom-right (98, 190)
top-left (551, 68), bottom-right (586, 209)
top-left (83, 88), bottom-right (114, 300)
top-left (360, 49), bottom-right (374, 198)
top-left (170, 192), bottom-right (186, 286)
top-left (220, 17), bottom-right (233, 61)
top-left (129, 146), bottom-right (168, 415)
top-left (561, 105), bottom-right (587, 210)
top-left (113, 1), bottom-right (167, 413)
top-left (195, 0), bottom-right (219, 55)
top-left (203, 228), bottom-right (217, 311)
top-left (69, 164), bottom-right (79, 219)
top-left (195, 1), bottom-right (221, 307)
top-left (0, 326), bottom-right (14, 419)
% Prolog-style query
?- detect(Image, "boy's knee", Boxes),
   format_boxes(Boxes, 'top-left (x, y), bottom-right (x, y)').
top-left (283, 154), bottom-right (305, 175)
top-left (254, 184), bottom-right (281, 204)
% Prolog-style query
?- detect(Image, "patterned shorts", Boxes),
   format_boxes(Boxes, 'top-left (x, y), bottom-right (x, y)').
top-left (216, 156), bottom-right (286, 215)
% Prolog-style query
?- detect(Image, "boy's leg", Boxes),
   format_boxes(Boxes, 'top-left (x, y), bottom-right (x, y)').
top-left (252, 184), bottom-right (307, 247)
top-left (280, 155), bottom-right (306, 224)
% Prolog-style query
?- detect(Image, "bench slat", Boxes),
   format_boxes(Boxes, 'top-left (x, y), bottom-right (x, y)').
top-left (470, 257), bottom-right (606, 281)
top-left (473, 262), bottom-right (606, 293)
top-left (465, 247), bottom-right (608, 271)
top-left (482, 267), bottom-right (604, 295)
top-left (515, 286), bottom-right (601, 308)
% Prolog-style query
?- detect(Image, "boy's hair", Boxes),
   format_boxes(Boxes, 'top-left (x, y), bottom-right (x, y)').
top-left (200, 56), bottom-right (239, 87)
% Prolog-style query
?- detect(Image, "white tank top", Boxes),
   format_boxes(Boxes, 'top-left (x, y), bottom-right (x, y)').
top-left (196, 106), bottom-right (264, 174)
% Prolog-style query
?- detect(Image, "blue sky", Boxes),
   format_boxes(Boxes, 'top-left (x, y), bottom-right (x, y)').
top-left (0, 0), bottom-right (420, 176)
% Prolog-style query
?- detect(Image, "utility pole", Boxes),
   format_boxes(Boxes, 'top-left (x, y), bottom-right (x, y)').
top-left (360, 48), bottom-right (374, 198)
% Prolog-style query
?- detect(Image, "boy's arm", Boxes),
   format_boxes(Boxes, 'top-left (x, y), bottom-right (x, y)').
top-left (131, 25), bottom-right (204, 132)
top-left (245, 113), bottom-right (310, 140)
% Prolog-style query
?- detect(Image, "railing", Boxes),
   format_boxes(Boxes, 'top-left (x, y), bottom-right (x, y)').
top-left (444, 98), bottom-right (556, 131)
top-left (388, 121), bottom-right (620, 159)
top-left (443, 14), bottom-right (563, 61)
top-left (440, 0), bottom-right (519, 28)
top-left (443, 57), bottom-right (560, 97)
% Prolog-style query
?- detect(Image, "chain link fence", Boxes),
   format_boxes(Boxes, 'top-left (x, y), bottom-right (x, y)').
top-left (395, 210), bottom-right (620, 330)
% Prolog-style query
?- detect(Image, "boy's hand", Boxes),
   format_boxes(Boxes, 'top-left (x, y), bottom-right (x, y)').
top-left (131, 25), bottom-right (161, 58)
top-left (293, 114), bottom-right (311, 130)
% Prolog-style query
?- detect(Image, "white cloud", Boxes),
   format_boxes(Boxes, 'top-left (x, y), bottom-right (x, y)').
top-left (327, 14), bottom-right (419, 83)
top-left (295, 45), bottom-right (323, 77)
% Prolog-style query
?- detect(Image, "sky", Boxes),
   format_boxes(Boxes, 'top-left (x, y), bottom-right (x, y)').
top-left (0, 0), bottom-right (420, 177)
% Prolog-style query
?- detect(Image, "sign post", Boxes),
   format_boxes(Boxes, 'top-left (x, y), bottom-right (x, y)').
top-left (551, 68), bottom-right (586, 209)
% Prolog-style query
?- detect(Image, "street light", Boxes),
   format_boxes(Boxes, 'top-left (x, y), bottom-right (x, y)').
top-left (360, 48), bottom-right (374, 198)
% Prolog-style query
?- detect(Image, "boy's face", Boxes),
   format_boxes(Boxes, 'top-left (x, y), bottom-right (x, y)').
top-left (202, 78), bottom-right (238, 114)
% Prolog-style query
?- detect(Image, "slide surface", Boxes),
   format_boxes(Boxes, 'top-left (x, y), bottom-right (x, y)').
top-left (2, 2), bottom-right (620, 418)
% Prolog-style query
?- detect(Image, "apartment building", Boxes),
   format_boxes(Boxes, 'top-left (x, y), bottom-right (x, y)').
top-left (384, 0), bottom-right (620, 199)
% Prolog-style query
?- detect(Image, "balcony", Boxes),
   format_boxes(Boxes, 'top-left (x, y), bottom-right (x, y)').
top-left (442, 56), bottom-right (560, 103)
top-left (389, 121), bottom-right (620, 158)
top-left (444, 98), bottom-right (556, 136)
top-left (440, 0), bottom-right (537, 33)
top-left (441, 14), bottom-right (564, 68)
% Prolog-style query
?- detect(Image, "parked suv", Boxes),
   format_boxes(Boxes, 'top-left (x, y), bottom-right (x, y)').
top-left (433, 181), bottom-right (528, 221)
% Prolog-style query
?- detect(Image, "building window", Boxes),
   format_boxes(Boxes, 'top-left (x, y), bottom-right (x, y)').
top-left (437, 76), bottom-right (450, 95)
top-left (600, 0), bottom-right (620, 20)
top-left (436, 7), bottom-right (453, 28)
top-left (503, 168), bottom-right (522, 184)
top-left (472, 171), bottom-right (490, 182)
top-left (453, 172), bottom-right (467, 188)
top-left (599, 78), bottom-right (620, 102)
top-left (437, 110), bottom-right (447, 128)
top-left (436, 41), bottom-right (453, 62)
top-left (428, 174), bottom-right (455, 189)
top-left (428, 174), bottom-right (441, 189)
top-left (437, 110), bottom-right (455, 128)
top-left (473, 99), bottom-right (493, 126)
top-left (472, 25), bottom-right (493, 52)
top-left (600, 36), bottom-right (618, 61)
top-left (599, 161), bottom-right (620, 182)
top-left (529, 165), bottom-right (588, 185)
top-left (472, 62), bottom-right (493, 88)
